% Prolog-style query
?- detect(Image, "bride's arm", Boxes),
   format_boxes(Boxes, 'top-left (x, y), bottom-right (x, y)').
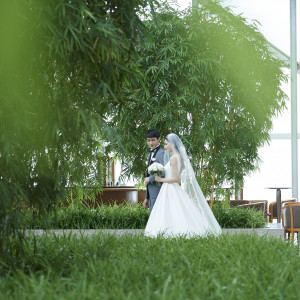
top-left (155, 156), bottom-right (181, 184)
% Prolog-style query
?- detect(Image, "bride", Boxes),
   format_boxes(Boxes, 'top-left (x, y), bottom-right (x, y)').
top-left (144, 133), bottom-right (222, 238)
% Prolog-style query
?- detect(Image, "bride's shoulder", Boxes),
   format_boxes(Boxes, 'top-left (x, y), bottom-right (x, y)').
top-left (170, 155), bottom-right (178, 164)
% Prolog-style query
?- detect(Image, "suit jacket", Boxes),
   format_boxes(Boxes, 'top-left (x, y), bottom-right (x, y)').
top-left (146, 147), bottom-right (166, 200)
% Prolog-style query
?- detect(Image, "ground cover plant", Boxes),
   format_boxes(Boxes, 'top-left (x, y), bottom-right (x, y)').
top-left (21, 202), bottom-right (266, 229)
top-left (0, 233), bottom-right (299, 299)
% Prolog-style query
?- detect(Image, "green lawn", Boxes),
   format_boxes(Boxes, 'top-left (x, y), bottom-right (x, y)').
top-left (1, 233), bottom-right (299, 299)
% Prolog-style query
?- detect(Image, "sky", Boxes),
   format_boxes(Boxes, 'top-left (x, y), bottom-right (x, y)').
top-left (176, 0), bottom-right (296, 57)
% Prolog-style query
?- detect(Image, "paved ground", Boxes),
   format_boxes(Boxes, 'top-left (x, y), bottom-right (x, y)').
top-left (25, 225), bottom-right (285, 240)
top-left (25, 229), bottom-right (145, 237)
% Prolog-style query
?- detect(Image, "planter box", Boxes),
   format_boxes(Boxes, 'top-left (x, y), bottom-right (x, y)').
top-left (223, 227), bottom-right (284, 240)
top-left (93, 187), bottom-right (146, 206)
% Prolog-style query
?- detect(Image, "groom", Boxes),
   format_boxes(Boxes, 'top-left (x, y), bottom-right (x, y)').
top-left (144, 129), bottom-right (165, 213)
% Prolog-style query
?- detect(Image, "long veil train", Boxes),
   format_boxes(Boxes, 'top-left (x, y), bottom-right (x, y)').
top-left (164, 133), bottom-right (221, 235)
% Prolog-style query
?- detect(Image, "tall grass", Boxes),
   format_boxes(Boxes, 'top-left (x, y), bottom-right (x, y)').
top-left (0, 233), bottom-right (299, 299)
top-left (21, 202), bottom-right (266, 230)
top-left (21, 203), bottom-right (149, 229)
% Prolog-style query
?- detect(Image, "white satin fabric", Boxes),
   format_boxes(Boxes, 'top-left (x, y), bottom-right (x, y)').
top-left (144, 161), bottom-right (222, 238)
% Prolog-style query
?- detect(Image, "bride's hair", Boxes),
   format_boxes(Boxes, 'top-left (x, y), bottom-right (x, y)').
top-left (165, 133), bottom-right (186, 171)
top-left (166, 136), bottom-right (179, 152)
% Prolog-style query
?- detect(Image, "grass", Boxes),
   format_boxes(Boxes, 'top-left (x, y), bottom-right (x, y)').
top-left (21, 202), bottom-right (266, 230)
top-left (0, 233), bottom-right (299, 299)
top-left (21, 203), bottom-right (149, 229)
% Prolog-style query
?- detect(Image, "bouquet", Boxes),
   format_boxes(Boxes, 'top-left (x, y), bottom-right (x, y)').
top-left (148, 162), bottom-right (164, 186)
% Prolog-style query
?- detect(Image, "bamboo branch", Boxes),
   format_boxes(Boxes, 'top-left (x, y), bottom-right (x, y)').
top-left (210, 167), bottom-right (216, 209)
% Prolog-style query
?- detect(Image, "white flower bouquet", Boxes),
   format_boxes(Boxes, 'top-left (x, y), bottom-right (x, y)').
top-left (148, 162), bottom-right (164, 186)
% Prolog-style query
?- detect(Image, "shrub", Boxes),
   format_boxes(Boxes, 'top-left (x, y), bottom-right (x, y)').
top-left (21, 201), bottom-right (266, 229)
top-left (212, 202), bottom-right (266, 228)
top-left (21, 203), bottom-right (150, 229)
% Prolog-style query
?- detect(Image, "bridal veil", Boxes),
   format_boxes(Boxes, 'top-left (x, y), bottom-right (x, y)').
top-left (164, 133), bottom-right (221, 235)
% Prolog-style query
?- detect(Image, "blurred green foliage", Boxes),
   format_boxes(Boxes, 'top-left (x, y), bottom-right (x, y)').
top-left (0, 0), bottom-right (156, 262)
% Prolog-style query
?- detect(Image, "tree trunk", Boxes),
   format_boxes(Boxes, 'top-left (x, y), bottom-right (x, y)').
top-left (69, 176), bottom-right (74, 209)
top-left (210, 167), bottom-right (216, 209)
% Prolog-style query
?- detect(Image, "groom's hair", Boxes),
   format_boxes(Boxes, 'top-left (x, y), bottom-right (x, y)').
top-left (145, 129), bottom-right (160, 139)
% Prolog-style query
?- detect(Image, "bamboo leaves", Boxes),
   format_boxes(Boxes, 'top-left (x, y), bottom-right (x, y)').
top-left (0, 0), bottom-right (156, 259)
top-left (110, 1), bottom-right (287, 198)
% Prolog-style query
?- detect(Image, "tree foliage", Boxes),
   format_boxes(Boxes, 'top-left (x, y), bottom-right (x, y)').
top-left (0, 0), bottom-right (156, 261)
top-left (110, 1), bottom-right (287, 197)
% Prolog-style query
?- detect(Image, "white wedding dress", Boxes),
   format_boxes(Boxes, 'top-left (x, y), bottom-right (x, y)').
top-left (144, 160), bottom-right (222, 238)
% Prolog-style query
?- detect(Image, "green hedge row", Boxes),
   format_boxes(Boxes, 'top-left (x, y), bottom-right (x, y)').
top-left (21, 202), bottom-right (266, 229)
top-left (21, 203), bottom-right (149, 229)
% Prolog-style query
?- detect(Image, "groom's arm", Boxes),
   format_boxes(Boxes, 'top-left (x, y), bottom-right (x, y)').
top-left (149, 174), bottom-right (155, 184)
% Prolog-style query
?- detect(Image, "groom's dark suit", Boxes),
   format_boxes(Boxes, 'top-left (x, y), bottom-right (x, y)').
top-left (146, 146), bottom-right (165, 213)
